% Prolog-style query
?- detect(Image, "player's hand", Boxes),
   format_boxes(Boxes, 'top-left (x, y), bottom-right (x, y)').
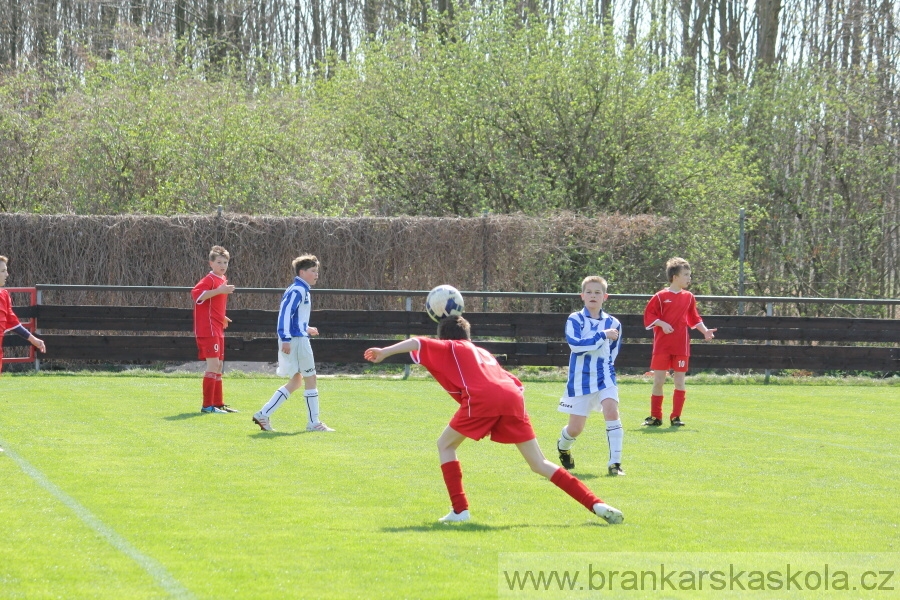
top-left (31, 337), bottom-right (46, 353)
top-left (659, 321), bottom-right (674, 334)
top-left (364, 348), bottom-right (384, 363)
top-left (307, 326), bottom-right (319, 336)
top-left (604, 328), bottom-right (619, 341)
top-left (218, 283), bottom-right (236, 295)
top-left (281, 342), bottom-right (291, 354)
top-left (703, 328), bottom-right (717, 340)
top-left (223, 316), bottom-right (232, 329)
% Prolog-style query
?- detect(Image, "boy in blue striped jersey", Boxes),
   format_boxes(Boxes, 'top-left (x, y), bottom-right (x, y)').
top-left (556, 276), bottom-right (624, 476)
top-left (253, 254), bottom-right (334, 433)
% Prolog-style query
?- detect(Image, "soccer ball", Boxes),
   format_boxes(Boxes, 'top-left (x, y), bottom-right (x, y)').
top-left (425, 285), bottom-right (465, 322)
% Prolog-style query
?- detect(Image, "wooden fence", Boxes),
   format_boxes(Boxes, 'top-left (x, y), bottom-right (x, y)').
top-left (7, 301), bottom-right (898, 372)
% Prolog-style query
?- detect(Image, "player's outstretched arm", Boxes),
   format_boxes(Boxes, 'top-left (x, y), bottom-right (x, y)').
top-left (364, 338), bottom-right (421, 363)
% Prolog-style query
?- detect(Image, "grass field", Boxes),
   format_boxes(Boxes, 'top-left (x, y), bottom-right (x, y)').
top-left (0, 374), bottom-right (897, 599)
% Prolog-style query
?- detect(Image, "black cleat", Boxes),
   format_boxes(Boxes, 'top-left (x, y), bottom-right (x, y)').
top-left (670, 416), bottom-right (685, 427)
top-left (558, 445), bottom-right (575, 470)
top-left (642, 416), bottom-right (663, 427)
top-left (217, 405), bottom-right (240, 413)
top-left (608, 463), bottom-right (625, 476)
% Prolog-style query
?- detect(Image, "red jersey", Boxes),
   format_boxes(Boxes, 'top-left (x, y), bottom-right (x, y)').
top-left (643, 288), bottom-right (703, 356)
top-left (0, 288), bottom-right (23, 352)
top-left (191, 272), bottom-right (229, 338)
top-left (411, 337), bottom-right (526, 418)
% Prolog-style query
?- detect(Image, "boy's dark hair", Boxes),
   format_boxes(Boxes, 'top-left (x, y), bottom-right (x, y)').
top-left (437, 315), bottom-right (471, 340)
top-left (292, 254), bottom-right (319, 275)
top-left (208, 245), bottom-right (230, 261)
top-left (666, 257), bottom-right (691, 282)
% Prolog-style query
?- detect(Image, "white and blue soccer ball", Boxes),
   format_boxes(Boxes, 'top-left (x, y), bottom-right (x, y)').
top-left (425, 285), bottom-right (465, 322)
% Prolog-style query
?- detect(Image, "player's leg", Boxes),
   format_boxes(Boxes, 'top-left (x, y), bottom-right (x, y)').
top-left (198, 338), bottom-right (225, 413)
top-left (557, 414), bottom-right (585, 470)
top-left (670, 364), bottom-right (688, 426)
top-left (601, 395), bottom-right (624, 475)
top-left (516, 439), bottom-right (623, 524)
top-left (643, 359), bottom-right (668, 426)
top-left (254, 372), bottom-right (302, 432)
top-left (212, 340), bottom-right (236, 412)
top-left (302, 374), bottom-right (329, 431)
top-left (437, 426), bottom-right (470, 522)
top-left (557, 394), bottom-right (591, 470)
top-left (295, 338), bottom-right (332, 432)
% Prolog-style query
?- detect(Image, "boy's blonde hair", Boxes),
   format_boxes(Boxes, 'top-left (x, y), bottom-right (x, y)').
top-left (581, 275), bottom-right (608, 295)
top-left (0, 255), bottom-right (7, 264)
top-left (666, 257), bottom-right (691, 282)
top-left (292, 254), bottom-right (319, 275)
top-left (208, 245), bottom-right (230, 261)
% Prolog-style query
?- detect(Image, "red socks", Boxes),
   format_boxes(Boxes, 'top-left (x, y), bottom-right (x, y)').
top-left (202, 372), bottom-right (216, 408)
top-left (650, 395), bottom-right (664, 420)
top-left (671, 389), bottom-right (686, 419)
top-left (550, 467), bottom-right (602, 512)
top-left (440, 461), bottom-right (469, 514)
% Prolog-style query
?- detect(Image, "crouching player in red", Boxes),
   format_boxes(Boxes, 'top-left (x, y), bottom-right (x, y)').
top-left (191, 245), bottom-right (236, 414)
top-left (364, 315), bottom-right (623, 525)
top-left (0, 255), bottom-right (46, 376)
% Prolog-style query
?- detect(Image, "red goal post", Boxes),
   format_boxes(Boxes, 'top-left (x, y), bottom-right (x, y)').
top-left (2, 287), bottom-right (38, 365)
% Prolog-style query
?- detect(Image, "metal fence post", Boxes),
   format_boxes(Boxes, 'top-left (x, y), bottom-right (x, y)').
top-left (764, 301), bottom-right (773, 384)
top-left (402, 296), bottom-right (412, 380)
top-left (35, 289), bottom-right (42, 372)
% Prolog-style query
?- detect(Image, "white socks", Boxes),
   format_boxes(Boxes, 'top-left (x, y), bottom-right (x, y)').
top-left (557, 426), bottom-right (576, 450)
top-left (606, 419), bottom-right (623, 466)
top-left (303, 389), bottom-right (320, 427)
top-left (260, 386), bottom-right (290, 416)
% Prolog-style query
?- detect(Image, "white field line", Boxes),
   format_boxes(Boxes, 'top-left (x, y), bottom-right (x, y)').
top-left (0, 439), bottom-right (194, 599)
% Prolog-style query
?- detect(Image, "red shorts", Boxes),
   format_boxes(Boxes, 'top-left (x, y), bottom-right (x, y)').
top-left (448, 410), bottom-right (536, 444)
top-left (196, 336), bottom-right (225, 360)
top-left (650, 354), bottom-right (690, 372)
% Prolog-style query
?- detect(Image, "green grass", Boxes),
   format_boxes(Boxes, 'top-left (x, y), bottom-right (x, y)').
top-left (0, 376), bottom-right (896, 599)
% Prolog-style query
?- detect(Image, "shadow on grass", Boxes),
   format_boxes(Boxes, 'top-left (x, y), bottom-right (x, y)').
top-left (633, 426), bottom-right (687, 434)
top-left (250, 431), bottom-right (304, 438)
top-left (164, 413), bottom-right (206, 421)
top-left (382, 522), bottom-right (574, 533)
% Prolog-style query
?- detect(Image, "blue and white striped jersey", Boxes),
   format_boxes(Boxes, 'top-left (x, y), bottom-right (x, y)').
top-left (563, 307), bottom-right (621, 397)
top-left (277, 277), bottom-right (312, 342)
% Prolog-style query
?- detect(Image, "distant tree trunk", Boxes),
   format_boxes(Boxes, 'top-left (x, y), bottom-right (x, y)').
top-left (130, 0), bottom-right (142, 27)
top-left (626, 0), bottom-right (639, 48)
top-left (175, 0), bottom-right (188, 49)
top-left (311, 0), bottom-right (323, 69)
top-left (363, 0), bottom-right (378, 39)
top-left (94, 4), bottom-right (118, 60)
top-left (755, 0), bottom-right (781, 68)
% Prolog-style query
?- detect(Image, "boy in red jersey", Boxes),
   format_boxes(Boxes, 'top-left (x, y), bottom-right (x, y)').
top-left (364, 315), bottom-right (623, 525)
top-left (191, 245), bottom-right (236, 414)
top-left (0, 256), bottom-right (46, 376)
top-left (642, 257), bottom-right (716, 427)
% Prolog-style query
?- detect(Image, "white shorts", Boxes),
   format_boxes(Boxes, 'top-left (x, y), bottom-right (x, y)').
top-left (557, 387), bottom-right (619, 417)
top-left (276, 337), bottom-right (317, 378)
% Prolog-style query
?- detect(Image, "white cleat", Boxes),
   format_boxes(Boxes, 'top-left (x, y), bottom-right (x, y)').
top-left (438, 509), bottom-right (471, 523)
top-left (593, 502), bottom-right (624, 524)
top-left (252, 412), bottom-right (274, 432)
top-left (306, 422), bottom-right (335, 432)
